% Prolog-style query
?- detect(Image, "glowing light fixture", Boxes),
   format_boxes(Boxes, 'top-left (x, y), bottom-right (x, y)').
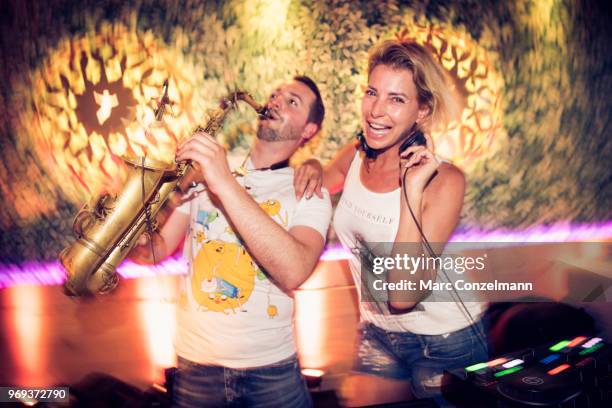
top-left (301, 368), bottom-right (324, 389)
top-left (20, 22), bottom-right (203, 202)
top-left (302, 368), bottom-right (325, 377)
top-left (8, 285), bottom-right (48, 385)
top-left (137, 277), bottom-right (178, 383)
top-left (294, 290), bottom-right (326, 371)
top-left (94, 89), bottom-right (119, 124)
top-left (396, 23), bottom-right (506, 169)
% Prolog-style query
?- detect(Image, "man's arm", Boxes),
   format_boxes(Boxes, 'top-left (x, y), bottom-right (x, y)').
top-left (214, 180), bottom-right (330, 291)
top-left (176, 133), bottom-right (331, 291)
top-left (129, 206), bottom-right (190, 264)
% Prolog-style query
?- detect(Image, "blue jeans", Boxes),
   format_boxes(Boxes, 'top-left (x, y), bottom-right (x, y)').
top-left (354, 321), bottom-right (487, 405)
top-left (172, 354), bottom-right (312, 408)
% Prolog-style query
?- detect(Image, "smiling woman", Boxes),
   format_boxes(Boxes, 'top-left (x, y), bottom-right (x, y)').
top-left (361, 65), bottom-right (428, 151)
top-left (362, 43), bottom-right (460, 152)
top-left (296, 39), bottom-right (487, 407)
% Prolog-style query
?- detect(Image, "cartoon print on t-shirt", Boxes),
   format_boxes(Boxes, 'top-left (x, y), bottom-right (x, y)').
top-left (259, 199), bottom-right (288, 227)
top-left (196, 209), bottom-right (218, 227)
top-left (191, 240), bottom-right (256, 314)
top-left (190, 197), bottom-right (286, 316)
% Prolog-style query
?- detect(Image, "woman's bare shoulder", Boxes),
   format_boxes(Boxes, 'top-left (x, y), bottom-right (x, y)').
top-left (426, 162), bottom-right (465, 196)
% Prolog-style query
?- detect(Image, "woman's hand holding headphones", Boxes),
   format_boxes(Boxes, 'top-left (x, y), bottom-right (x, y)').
top-left (400, 134), bottom-right (439, 197)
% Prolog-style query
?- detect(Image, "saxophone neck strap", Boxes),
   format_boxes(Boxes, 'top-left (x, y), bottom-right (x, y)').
top-left (233, 152), bottom-right (290, 176)
top-left (254, 159), bottom-right (290, 171)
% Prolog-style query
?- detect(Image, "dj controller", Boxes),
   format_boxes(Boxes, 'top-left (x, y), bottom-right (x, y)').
top-left (443, 336), bottom-right (611, 407)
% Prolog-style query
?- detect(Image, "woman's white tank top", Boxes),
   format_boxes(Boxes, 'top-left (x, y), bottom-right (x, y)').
top-left (332, 151), bottom-right (482, 334)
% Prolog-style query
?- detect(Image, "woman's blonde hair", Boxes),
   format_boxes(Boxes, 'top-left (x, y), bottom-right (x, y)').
top-left (368, 40), bottom-right (460, 131)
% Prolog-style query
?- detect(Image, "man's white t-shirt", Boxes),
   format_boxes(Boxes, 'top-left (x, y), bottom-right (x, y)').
top-left (174, 163), bottom-right (332, 368)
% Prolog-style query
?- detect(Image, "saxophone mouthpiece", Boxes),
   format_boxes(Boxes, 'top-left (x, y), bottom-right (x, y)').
top-left (258, 106), bottom-right (272, 120)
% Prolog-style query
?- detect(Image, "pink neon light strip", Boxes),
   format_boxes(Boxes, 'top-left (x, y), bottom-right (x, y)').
top-left (0, 257), bottom-right (188, 289)
top-left (451, 221), bottom-right (612, 243)
top-left (320, 220), bottom-right (612, 261)
top-left (0, 221), bottom-right (611, 288)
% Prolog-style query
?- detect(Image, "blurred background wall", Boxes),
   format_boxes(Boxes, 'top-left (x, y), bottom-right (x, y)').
top-left (0, 0), bottom-right (610, 266)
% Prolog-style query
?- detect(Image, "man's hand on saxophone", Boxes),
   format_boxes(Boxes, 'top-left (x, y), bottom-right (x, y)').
top-left (129, 123), bottom-right (239, 266)
top-left (175, 131), bottom-right (238, 196)
top-left (128, 205), bottom-right (190, 265)
top-left (129, 231), bottom-right (167, 264)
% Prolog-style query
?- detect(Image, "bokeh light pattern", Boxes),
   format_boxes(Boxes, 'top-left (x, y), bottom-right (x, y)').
top-left (21, 23), bottom-right (203, 202)
top-left (395, 23), bottom-right (505, 167)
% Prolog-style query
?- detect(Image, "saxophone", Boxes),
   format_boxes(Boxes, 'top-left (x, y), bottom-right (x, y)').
top-left (60, 81), bottom-right (268, 296)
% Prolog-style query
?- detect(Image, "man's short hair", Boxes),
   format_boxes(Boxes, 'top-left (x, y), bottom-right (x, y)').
top-left (293, 75), bottom-right (325, 130)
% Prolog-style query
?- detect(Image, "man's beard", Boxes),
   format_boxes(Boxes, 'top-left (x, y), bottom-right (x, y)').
top-left (256, 121), bottom-right (301, 142)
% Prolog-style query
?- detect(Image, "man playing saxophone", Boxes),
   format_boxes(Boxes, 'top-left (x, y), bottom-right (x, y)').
top-left (132, 76), bottom-right (331, 407)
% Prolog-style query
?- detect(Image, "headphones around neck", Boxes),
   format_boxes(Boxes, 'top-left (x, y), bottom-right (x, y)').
top-left (357, 125), bottom-right (427, 159)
